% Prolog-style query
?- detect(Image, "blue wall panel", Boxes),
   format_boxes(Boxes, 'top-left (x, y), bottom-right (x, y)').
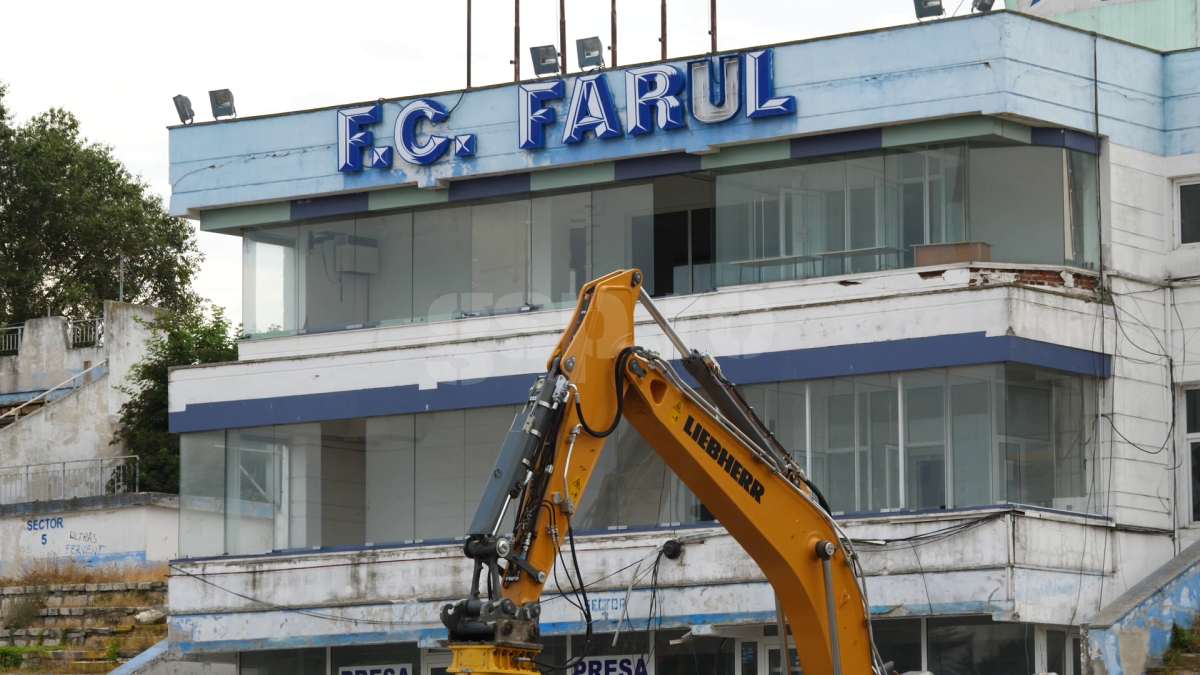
top-left (448, 173), bottom-right (531, 202)
top-left (791, 129), bottom-right (882, 159)
top-left (290, 192), bottom-right (368, 220)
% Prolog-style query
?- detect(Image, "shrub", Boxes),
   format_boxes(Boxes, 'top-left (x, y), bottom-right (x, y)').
top-left (0, 646), bottom-right (23, 669)
top-left (106, 638), bottom-right (120, 664)
top-left (3, 590), bottom-right (46, 630)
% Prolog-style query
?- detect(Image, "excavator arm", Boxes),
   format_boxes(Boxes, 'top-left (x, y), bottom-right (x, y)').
top-left (441, 269), bottom-right (886, 675)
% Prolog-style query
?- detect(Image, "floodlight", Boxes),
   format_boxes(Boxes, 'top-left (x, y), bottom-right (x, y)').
top-left (208, 89), bottom-right (236, 120)
top-left (913, 0), bottom-right (944, 18)
top-left (173, 95), bottom-right (194, 125)
top-left (529, 45), bottom-right (559, 76)
top-left (972, 0), bottom-right (995, 10)
top-left (576, 37), bottom-right (604, 69)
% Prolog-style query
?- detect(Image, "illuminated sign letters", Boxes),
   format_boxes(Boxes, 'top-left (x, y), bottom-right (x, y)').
top-left (337, 48), bottom-right (794, 172)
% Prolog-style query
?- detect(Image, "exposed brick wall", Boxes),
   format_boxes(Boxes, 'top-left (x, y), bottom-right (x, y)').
top-left (965, 268), bottom-right (1098, 291)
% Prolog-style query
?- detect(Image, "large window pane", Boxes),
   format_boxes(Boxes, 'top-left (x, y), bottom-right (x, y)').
top-left (1067, 150), bottom-right (1099, 269)
top-left (469, 200), bottom-right (531, 314)
top-left (970, 146), bottom-right (1067, 266)
top-left (224, 426), bottom-right (280, 555)
top-left (905, 372), bottom-right (947, 511)
top-left (810, 379), bottom-right (857, 513)
top-left (872, 619), bottom-right (922, 674)
top-left (331, 643), bottom-right (422, 675)
top-left (243, 226), bottom-right (298, 335)
top-left (531, 192), bottom-right (590, 309)
top-left (593, 184), bottom-right (654, 280)
top-left (656, 631), bottom-right (735, 675)
top-left (298, 219), bottom-right (366, 332)
top-left (926, 616), bottom-right (1034, 675)
top-left (242, 649), bottom-right (325, 675)
top-left (859, 376), bottom-right (899, 511)
top-left (317, 419), bottom-right (366, 547)
top-left (366, 415), bottom-right (416, 544)
top-left (357, 213), bottom-right (414, 325)
top-left (951, 370), bottom-right (997, 509)
top-left (180, 430), bottom-right (226, 558)
top-left (413, 206), bottom-right (472, 320)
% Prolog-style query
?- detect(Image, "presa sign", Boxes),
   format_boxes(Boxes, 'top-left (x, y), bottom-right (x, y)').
top-left (570, 655), bottom-right (651, 675)
top-left (338, 664), bottom-right (411, 675)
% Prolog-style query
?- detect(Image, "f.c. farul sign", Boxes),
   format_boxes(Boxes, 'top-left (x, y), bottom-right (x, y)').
top-left (336, 49), bottom-right (795, 172)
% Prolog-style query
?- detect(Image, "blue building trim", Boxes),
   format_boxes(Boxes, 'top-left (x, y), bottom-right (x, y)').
top-left (1030, 127), bottom-right (1100, 155)
top-left (448, 172), bottom-right (531, 202)
top-left (168, 333), bottom-right (1110, 433)
top-left (613, 153), bottom-right (703, 181)
top-left (291, 192), bottom-right (369, 220)
top-left (791, 128), bottom-right (882, 159)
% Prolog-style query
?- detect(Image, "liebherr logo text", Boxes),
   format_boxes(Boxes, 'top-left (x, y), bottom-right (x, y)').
top-left (682, 416), bottom-right (765, 503)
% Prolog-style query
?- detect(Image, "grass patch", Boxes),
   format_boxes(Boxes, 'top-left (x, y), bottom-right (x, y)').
top-left (1166, 621), bottom-right (1199, 665)
top-left (0, 644), bottom-right (70, 669)
top-left (2, 559), bottom-right (167, 587)
top-left (105, 639), bottom-right (119, 664)
top-left (4, 589), bottom-right (47, 630)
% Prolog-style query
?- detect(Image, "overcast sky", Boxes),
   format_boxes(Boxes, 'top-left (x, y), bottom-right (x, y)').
top-left (0, 0), bottom-right (953, 322)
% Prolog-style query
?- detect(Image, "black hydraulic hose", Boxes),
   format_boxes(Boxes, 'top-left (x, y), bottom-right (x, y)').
top-left (573, 347), bottom-right (635, 438)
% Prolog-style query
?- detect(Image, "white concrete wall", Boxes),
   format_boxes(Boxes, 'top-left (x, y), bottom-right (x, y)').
top-left (167, 509), bottom-right (1126, 653)
top-left (0, 302), bottom-right (159, 470)
top-left (0, 497), bottom-right (178, 576)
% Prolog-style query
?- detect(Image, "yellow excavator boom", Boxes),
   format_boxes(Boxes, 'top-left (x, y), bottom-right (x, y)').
top-left (440, 269), bottom-right (885, 675)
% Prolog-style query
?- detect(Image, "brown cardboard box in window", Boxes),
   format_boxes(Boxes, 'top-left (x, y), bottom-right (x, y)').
top-left (912, 241), bottom-right (992, 267)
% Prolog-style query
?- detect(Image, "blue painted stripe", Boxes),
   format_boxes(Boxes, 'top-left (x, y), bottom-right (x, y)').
top-left (169, 333), bottom-right (1110, 433)
top-left (791, 128), bottom-right (882, 159)
top-left (290, 192), bottom-right (369, 220)
top-left (1030, 127), bottom-right (1100, 155)
top-left (613, 153), bottom-right (702, 181)
top-left (448, 173), bottom-right (531, 201)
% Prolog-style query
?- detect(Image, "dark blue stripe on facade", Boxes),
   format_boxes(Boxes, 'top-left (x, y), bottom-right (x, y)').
top-left (614, 153), bottom-right (702, 181)
top-left (1030, 127), bottom-right (1100, 155)
top-left (448, 173), bottom-right (531, 201)
top-left (290, 192), bottom-right (368, 220)
top-left (169, 333), bottom-right (1110, 433)
top-left (791, 128), bottom-right (882, 159)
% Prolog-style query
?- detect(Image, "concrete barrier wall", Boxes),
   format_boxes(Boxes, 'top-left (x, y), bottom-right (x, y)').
top-left (1084, 539), bottom-right (1200, 674)
top-left (0, 494), bottom-right (178, 576)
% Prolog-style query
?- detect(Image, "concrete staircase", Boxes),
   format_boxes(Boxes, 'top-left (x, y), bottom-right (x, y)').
top-left (0, 582), bottom-right (168, 673)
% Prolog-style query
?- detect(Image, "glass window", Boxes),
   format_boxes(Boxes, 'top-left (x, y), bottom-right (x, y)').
top-left (241, 648), bottom-right (325, 675)
top-left (593, 184), bottom-right (655, 281)
top-left (413, 206), bottom-right (473, 321)
top-left (532, 192), bottom-right (591, 309)
top-left (969, 146), bottom-right (1067, 267)
top-left (357, 213), bottom-right (414, 325)
top-left (179, 363), bottom-right (1097, 557)
top-left (243, 226), bottom-right (299, 335)
top-left (1047, 629), bottom-right (1066, 675)
top-left (1067, 151), bottom-right (1099, 268)
top-left (905, 372), bottom-right (947, 511)
top-left (299, 219), bottom-right (366, 331)
top-left (179, 430), bottom-right (226, 558)
top-left (656, 631), bottom-right (735, 675)
top-left (1181, 183), bottom-right (1200, 245)
top-left (872, 619), bottom-right (922, 674)
top-left (1190, 390), bottom-right (1200, 521)
top-left (926, 616), bottom-right (1034, 675)
top-left (468, 200), bottom-right (531, 314)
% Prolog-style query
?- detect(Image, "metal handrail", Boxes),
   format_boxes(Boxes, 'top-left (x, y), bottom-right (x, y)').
top-left (0, 326), bottom-right (22, 353)
top-left (0, 455), bottom-right (139, 502)
top-left (69, 318), bottom-right (103, 348)
top-left (0, 359), bottom-right (108, 423)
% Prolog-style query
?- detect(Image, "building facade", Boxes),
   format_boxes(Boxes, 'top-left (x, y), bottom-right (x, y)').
top-left (166, 11), bottom-right (1200, 675)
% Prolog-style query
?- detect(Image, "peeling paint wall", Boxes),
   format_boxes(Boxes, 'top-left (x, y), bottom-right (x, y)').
top-left (1084, 541), bottom-right (1200, 675)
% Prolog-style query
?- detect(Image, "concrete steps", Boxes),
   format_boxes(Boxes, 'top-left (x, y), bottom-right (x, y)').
top-left (0, 581), bottom-right (168, 672)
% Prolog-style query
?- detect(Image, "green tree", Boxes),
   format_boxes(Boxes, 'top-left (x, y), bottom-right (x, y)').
top-left (113, 306), bottom-right (238, 494)
top-left (0, 82), bottom-right (200, 325)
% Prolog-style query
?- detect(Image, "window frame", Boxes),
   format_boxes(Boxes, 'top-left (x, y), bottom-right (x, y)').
top-left (1184, 387), bottom-right (1200, 525)
top-left (1174, 176), bottom-right (1200, 248)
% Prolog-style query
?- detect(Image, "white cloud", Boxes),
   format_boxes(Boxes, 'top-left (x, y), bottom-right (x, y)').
top-left (0, 0), bottom-right (929, 322)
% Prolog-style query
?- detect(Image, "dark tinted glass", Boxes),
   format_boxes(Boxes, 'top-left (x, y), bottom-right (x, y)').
top-left (1182, 183), bottom-right (1200, 244)
top-left (926, 616), bottom-right (1034, 675)
top-left (872, 619), bottom-right (922, 673)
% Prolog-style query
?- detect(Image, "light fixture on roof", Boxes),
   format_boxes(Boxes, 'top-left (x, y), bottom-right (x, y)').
top-left (576, 37), bottom-right (604, 69)
top-left (972, 0), bottom-right (995, 10)
top-left (208, 89), bottom-right (236, 120)
top-left (529, 45), bottom-right (559, 76)
top-left (172, 95), bottom-right (195, 125)
top-left (913, 0), bottom-right (945, 18)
